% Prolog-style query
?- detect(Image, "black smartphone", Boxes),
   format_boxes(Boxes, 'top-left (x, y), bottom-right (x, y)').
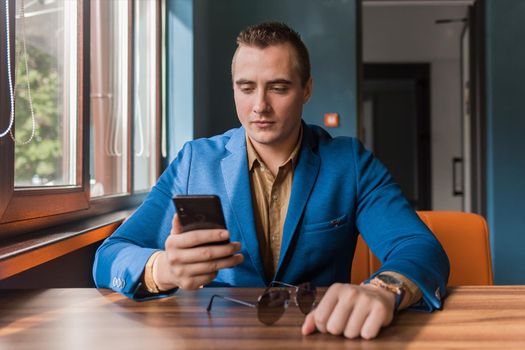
top-left (172, 195), bottom-right (229, 245)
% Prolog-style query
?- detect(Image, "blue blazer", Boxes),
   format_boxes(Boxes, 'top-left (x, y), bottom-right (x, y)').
top-left (93, 123), bottom-right (449, 311)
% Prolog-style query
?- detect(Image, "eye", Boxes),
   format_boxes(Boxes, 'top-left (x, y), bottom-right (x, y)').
top-left (239, 86), bottom-right (254, 94)
top-left (271, 85), bottom-right (289, 94)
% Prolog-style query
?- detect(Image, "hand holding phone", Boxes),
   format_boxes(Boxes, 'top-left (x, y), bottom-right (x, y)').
top-left (153, 195), bottom-right (243, 291)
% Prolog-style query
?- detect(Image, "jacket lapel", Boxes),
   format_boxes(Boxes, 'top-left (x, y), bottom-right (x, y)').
top-left (276, 125), bottom-right (320, 276)
top-left (221, 128), bottom-right (266, 284)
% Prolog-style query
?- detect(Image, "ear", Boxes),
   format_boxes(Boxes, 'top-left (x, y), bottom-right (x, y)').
top-left (303, 77), bottom-right (313, 104)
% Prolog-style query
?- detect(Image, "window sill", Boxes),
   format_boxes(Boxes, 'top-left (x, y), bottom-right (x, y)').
top-left (0, 210), bottom-right (134, 280)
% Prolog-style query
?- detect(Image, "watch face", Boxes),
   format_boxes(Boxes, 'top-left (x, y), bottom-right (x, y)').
top-left (377, 274), bottom-right (403, 286)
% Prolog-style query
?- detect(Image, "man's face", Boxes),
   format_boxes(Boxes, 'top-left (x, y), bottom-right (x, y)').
top-left (232, 43), bottom-right (312, 149)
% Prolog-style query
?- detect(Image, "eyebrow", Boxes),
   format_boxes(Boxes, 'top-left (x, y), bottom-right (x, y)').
top-left (235, 78), bottom-right (293, 86)
top-left (235, 79), bottom-right (254, 85)
top-left (267, 79), bottom-right (292, 85)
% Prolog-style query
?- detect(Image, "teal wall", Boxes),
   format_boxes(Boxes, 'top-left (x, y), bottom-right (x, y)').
top-left (167, 0), bottom-right (358, 146)
top-left (485, 0), bottom-right (525, 284)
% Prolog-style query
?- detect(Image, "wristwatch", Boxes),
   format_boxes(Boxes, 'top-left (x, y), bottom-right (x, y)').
top-left (368, 274), bottom-right (407, 311)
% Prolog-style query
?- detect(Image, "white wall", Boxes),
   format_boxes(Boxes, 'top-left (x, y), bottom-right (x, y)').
top-left (363, 4), bottom-right (467, 210)
top-left (431, 61), bottom-right (462, 210)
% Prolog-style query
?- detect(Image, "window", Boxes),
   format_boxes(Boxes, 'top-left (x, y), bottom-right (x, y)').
top-left (0, 0), bottom-right (163, 238)
top-left (13, 0), bottom-right (78, 188)
top-left (90, 0), bottom-right (129, 197)
top-left (133, 0), bottom-right (159, 192)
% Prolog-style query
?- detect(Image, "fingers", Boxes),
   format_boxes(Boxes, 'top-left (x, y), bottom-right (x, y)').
top-left (360, 305), bottom-right (391, 340)
top-left (301, 311), bottom-right (317, 335)
top-left (343, 302), bottom-right (371, 339)
top-left (176, 272), bottom-right (218, 290)
top-left (301, 284), bottom-right (393, 340)
top-left (166, 214), bottom-right (245, 291)
top-left (171, 214), bottom-right (183, 235)
top-left (166, 240), bottom-right (241, 264)
top-left (312, 284), bottom-right (341, 333)
top-left (302, 283), bottom-right (342, 335)
top-left (166, 250), bottom-right (244, 291)
top-left (165, 250), bottom-right (244, 291)
top-left (171, 254), bottom-right (244, 278)
top-left (163, 228), bottom-right (243, 290)
top-left (168, 228), bottom-right (230, 249)
top-left (325, 291), bottom-right (356, 335)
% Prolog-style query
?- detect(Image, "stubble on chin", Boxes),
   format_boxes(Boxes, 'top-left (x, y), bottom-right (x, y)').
top-left (246, 131), bottom-right (274, 146)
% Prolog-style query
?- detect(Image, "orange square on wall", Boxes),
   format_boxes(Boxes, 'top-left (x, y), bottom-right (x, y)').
top-left (324, 113), bottom-right (339, 128)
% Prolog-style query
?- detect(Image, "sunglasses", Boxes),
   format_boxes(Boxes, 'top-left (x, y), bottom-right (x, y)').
top-left (206, 281), bottom-right (317, 325)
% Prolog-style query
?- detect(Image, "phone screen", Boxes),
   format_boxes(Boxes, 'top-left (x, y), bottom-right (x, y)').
top-left (172, 195), bottom-right (229, 244)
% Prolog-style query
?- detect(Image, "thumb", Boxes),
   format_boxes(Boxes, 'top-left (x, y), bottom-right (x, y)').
top-left (171, 213), bottom-right (183, 235)
top-left (301, 311), bottom-right (317, 336)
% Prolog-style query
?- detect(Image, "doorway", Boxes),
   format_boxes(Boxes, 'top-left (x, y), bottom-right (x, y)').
top-left (363, 64), bottom-right (431, 209)
top-left (360, 0), bottom-right (485, 213)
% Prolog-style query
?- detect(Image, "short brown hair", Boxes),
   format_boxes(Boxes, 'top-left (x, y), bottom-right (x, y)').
top-left (234, 22), bottom-right (311, 86)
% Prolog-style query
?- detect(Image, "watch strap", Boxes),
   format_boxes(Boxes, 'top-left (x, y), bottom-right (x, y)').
top-left (368, 274), bottom-right (407, 311)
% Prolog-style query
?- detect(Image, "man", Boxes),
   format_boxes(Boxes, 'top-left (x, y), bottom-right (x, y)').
top-left (93, 22), bottom-right (449, 340)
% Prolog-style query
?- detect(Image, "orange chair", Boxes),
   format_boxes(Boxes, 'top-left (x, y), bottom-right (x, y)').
top-left (351, 211), bottom-right (493, 286)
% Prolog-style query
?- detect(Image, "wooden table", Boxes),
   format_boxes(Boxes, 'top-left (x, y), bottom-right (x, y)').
top-left (1, 286), bottom-right (524, 349)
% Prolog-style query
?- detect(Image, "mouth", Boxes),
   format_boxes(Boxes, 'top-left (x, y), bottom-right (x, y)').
top-left (251, 120), bottom-right (275, 128)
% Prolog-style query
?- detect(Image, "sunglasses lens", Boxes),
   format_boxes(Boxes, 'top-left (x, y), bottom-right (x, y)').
top-left (257, 290), bottom-right (289, 325)
top-left (297, 283), bottom-right (316, 314)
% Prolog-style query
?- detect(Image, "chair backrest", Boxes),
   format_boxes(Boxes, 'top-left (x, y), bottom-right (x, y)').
top-left (351, 211), bottom-right (493, 285)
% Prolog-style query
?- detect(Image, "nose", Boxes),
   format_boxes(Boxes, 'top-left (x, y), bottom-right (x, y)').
top-left (253, 91), bottom-right (271, 114)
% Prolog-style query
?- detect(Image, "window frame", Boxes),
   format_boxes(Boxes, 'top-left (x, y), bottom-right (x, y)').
top-left (0, 0), bottom-right (163, 240)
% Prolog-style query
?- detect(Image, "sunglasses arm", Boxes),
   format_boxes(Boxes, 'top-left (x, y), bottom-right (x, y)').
top-left (207, 294), bottom-right (257, 312)
top-left (269, 281), bottom-right (296, 289)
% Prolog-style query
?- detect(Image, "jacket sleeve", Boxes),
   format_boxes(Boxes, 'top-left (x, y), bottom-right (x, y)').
top-left (92, 142), bottom-right (193, 300)
top-left (352, 139), bottom-right (450, 311)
